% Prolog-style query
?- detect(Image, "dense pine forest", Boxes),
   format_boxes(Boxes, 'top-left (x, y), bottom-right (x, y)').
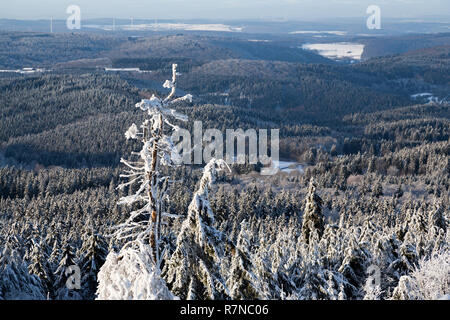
top-left (0, 30), bottom-right (449, 300)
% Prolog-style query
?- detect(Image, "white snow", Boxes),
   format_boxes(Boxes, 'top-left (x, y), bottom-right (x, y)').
top-left (411, 93), bottom-right (433, 98)
top-left (85, 23), bottom-right (242, 32)
top-left (290, 31), bottom-right (347, 36)
top-left (105, 67), bottom-right (151, 73)
top-left (125, 123), bottom-right (139, 140)
top-left (248, 39), bottom-right (272, 42)
top-left (272, 160), bottom-right (304, 174)
top-left (0, 68), bottom-right (46, 74)
top-left (301, 42), bottom-right (365, 61)
top-left (410, 92), bottom-right (441, 103)
top-left (97, 242), bottom-right (177, 300)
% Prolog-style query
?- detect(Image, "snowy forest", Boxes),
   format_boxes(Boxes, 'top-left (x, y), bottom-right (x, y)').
top-left (0, 27), bottom-right (449, 301)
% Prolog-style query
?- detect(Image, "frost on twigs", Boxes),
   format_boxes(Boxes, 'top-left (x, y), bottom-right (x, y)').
top-left (392, 249), bottom-right (450, 300)
top-left (98, 64), bottom-right (191, 300)
top-left (125, 123), bottom-right (139, 140)
top-left (113, 63), bottom-right (192, 264)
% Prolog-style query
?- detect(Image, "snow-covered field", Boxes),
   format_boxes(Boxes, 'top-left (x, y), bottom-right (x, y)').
top-left (0, 67), bottom-right (46, 74)
top-left (248, 39), bottom-right (272, 42)
top-left (105, 67), bottom-right (151, 73)
top-left (85, 23), bottom-right (243, 32)
top-left (290, 30), bottom-right (347, 36)
top-left (301, 42), bottom-right (365, 61)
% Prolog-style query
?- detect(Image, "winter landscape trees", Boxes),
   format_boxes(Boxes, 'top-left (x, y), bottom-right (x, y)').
top-left (0, 32), bottom-right (449, 301)
top-left (97, 64), bottom-right (193, 299)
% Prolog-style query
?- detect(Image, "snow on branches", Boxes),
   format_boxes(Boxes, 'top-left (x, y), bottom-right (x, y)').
top-left (163, 159), bottom-right (231, 300)
top-left (97, 241), bottom-right (176, 300)
top-left (98, 64), bottom-right (193, 300)
top-left (114, 64), bottom-right (192, 265)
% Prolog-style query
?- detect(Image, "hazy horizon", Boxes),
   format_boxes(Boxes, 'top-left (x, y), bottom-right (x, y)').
top-left (1, 0), bottom-right (449, 21)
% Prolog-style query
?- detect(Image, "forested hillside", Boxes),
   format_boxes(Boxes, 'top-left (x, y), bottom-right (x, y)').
top-left (360, 33), bottom-right (450, 59)
top-left (0, 30), bottom-right (448, 300)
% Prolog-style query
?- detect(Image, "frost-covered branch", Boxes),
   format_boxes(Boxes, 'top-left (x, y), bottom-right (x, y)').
top-left (113, 64), bottom-right (192, 265)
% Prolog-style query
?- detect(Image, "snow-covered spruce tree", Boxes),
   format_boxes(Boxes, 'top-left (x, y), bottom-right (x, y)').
top-left (293, 230), bottom-right (353, 300)
top-left (28, 239), bottom-right (51, 295)
top-left (372, 232), bottom-right (408, 297)
top-left (337, 235), bottom-right (371, 298)
top-left (252, 243), bottom-right (281, 299)
top-left (428, 200), bottom-right (447, 233)
top-left (53, 240), bottom-right (81, 300)
top-left (48, 239), bottom-right (60, 267)
top-left (427, 200), bottom-right (448, 255)
top-left (97, 64), bottom-right (191, 300)
top-left (78, 230), bottom-right (107, 300)
top-left (226, 219), bottom-right (261, 300)
top-left (267, 220), bottom-right (298, 297)
top-left (302, 178), bottom-right (325, 245)
top-left (163, 159), bottom-right (231, 300)
top-left (0, 235), bottom-right (46, 300)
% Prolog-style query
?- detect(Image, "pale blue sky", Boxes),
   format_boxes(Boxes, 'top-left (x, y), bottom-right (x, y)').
top-left (0, 0), bottom-right (448, 20)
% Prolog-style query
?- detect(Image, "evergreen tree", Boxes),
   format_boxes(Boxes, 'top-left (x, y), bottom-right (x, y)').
top-left (338, 235), bottom-right (370, 298)
top-left (226, 220), bottom-right (260, 299)
top-left (28, 239), bottom-right (51, 295)
top-left (78, 231), bottom-right (108, 300)
top-left (0, 236), bottom-right (45, 300)
top-left (164, 159), bottom-right (230, 300)
top-left (372, 180), bottom-right (383, 198)
top-left (302, 179), bottom-right (325, 245)
top-left (53, 241), bottom-right (81, 300)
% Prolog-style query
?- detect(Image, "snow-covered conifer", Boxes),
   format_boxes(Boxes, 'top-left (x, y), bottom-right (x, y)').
top-left (163, 159), bottom-right (231, 300)
top-left (97, 240), bottom-right (176, 300)
top-left (53, 241), bottom-right (81, 300)
top-left (302, 178), bottom-right (325, 245)
top-left (48, 239), bottom-right (60, 271)
top-left (226, 220), bottom-right (260, 299)
top-left (338, 235), bottom-right (370, 298)
top-left (0, 236), bottom-right (45, 300)
top-left (79, 231), bottom-right (107, 299)
top-left (28, 239), bottom-right (51, 294)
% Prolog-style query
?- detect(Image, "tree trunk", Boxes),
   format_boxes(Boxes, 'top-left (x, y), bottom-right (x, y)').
top-left (147, 114), bottom-right (163, 264)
